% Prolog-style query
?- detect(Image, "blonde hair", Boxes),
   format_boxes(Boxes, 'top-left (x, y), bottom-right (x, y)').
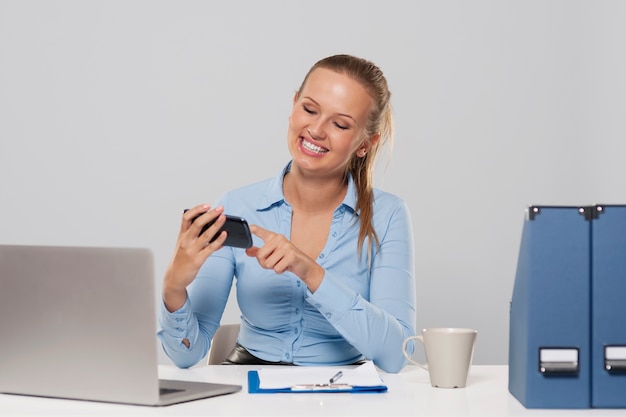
top-left (297, 54), bottom-right (394, 255)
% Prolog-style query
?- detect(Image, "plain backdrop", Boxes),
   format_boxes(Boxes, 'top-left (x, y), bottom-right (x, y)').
top-left (1, 0), bottom-right (625, 366)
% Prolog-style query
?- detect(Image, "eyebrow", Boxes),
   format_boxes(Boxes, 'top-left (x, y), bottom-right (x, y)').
top-left (302, 96), bottom-right (358, 124)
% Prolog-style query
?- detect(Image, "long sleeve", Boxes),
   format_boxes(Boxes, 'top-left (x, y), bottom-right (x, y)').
top-left (157, 297), bottom-right (204, 368)
top-left (306, 197), bottom-right (416, 373)
top-left (157, 253), bottom-right (236, 368)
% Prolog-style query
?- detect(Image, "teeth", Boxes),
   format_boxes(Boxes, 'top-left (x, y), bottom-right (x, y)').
top-left (302, 138), bottom-right (328, 154)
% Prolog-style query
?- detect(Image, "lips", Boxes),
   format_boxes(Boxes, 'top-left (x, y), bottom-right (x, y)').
top-left (301, 137), bottom-right (329, 155)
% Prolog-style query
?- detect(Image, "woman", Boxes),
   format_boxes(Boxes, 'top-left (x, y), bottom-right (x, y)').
top-left (158, 54), bottom-right (416, 373)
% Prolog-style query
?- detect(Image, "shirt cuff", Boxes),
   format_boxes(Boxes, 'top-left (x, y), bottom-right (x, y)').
top-left (158, 296), bottom-right (199, 351)
top-left (306, 271), bottom-right (360, 323)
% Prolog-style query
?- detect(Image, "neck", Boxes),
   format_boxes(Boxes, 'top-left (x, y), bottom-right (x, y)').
top-left (283, 167), bottom-right (348, 213)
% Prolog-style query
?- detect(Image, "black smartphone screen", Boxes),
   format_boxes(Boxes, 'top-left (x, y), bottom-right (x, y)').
top-left (185, 210), bottom-right (253, 248)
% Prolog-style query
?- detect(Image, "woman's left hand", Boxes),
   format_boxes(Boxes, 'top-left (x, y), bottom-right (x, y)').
top-left (245, 224), bottom-right (325, 292)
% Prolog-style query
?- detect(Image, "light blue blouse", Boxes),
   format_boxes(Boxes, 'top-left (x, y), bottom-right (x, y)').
top-left (158, 163), bottom-right (416, 373)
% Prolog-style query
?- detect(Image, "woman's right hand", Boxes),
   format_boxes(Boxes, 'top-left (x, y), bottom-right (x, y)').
top-left (162, 204), bottom-right (227, 312)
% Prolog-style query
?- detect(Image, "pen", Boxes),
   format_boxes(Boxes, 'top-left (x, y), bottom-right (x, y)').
top-left (329, 370), bottom-right (343, 384)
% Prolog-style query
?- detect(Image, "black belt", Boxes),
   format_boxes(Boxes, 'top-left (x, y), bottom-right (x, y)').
top-left (221, 343), bottom-right (295, 365)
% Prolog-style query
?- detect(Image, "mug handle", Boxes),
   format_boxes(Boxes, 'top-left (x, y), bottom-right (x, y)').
top-left (402, 335), bottom-right (428, 370)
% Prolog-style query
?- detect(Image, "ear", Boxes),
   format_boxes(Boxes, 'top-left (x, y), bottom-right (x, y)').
top-left (358, 132), bottom-right (380, 156)
top-left (292, 91), bottom-right (299, 105)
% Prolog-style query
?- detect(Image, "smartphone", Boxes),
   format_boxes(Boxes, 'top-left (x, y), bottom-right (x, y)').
top-left (185, 210), bottom-right (253, 249)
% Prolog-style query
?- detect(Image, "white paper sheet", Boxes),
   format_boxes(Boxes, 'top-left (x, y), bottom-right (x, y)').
top-left (256, 361), bottom-right (385, 389)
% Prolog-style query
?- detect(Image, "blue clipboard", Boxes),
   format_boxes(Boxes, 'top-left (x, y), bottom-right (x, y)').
top-left (247, 370), bottom-right (388, 393)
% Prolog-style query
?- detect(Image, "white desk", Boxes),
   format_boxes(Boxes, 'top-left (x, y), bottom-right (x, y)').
top-left (1, 365), bottom-right (624, 416)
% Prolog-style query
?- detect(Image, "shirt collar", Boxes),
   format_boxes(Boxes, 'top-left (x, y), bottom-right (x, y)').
top-left (257, 161), bottom-right (358, 215)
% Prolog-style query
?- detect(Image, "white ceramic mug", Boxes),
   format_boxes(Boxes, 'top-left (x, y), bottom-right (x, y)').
top-left (402, 328), bottom-right (478, 388)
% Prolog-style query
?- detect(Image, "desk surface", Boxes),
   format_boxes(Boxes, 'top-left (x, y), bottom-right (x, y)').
top-left (1, 365), bottom-right (624, 416)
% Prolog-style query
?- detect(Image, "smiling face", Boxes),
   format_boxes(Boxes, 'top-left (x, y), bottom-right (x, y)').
top-left (287, 67), bottom-right (374, 180)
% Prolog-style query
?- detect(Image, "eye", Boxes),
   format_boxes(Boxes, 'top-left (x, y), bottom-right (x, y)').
top-left (302, 105), bottom-right (316, 115)
top-left (334, 122), bottom-right (349, 130)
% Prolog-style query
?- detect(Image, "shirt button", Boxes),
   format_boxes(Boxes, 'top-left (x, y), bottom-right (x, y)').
top-left (176, 327), bottom-right (184, 332)
top-left (296, 280), bottom-right (301, 287)
top-left (295, 308), bottom-right (300, 314)
top-left (325, 313), bottom-right (332, 319)
top-left (332, 232), bottom-right (337, 237)
top-left (319, 253), bottom-right (325, 259)
top-left (285, 353), bottom-right (291, 360)
top-left (294, 327), bottom-right (299, 334)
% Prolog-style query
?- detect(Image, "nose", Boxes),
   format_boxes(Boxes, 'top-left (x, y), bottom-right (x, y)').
top-left (307, 122), bottom-right (326, 140)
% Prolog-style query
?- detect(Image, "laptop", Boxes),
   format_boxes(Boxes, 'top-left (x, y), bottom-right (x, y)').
top-left (0, 244), bottom-right (241, 406)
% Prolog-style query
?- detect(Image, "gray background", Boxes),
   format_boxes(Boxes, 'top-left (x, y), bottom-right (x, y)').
top-left (1, 0), bottom-right (624, 366)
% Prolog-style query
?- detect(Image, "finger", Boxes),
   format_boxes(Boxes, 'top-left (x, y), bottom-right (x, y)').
top-left (272, 258), bottom-right (289, 274)
top-left (272, 247), bottom-right (297, 274)
top-left (202, 230), bottom-right (227, 252)
top-left (197, 213), bottom-right (227, 249)
top-left (249, 224), bottom-right (272, 242)
top-left (181, 204), bottom-right (211, 233)
top-left (258, 244), bottom-right (290, 274)
top-left (245, 246), bottom-right (259, 257)
top-left (189, 207), bottom-right (224, 241)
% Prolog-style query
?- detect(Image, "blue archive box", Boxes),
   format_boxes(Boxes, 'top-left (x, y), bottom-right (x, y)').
top-left (591, 205), bottom-right (626, 408)
top-left (509, 205), bottom-right (626, 409)
top-left (509, 206), bottom-right (591, 409)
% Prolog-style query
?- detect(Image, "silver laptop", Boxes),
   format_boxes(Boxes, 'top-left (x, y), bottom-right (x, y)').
top-left (0, 244), bottom-right (241, 406)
